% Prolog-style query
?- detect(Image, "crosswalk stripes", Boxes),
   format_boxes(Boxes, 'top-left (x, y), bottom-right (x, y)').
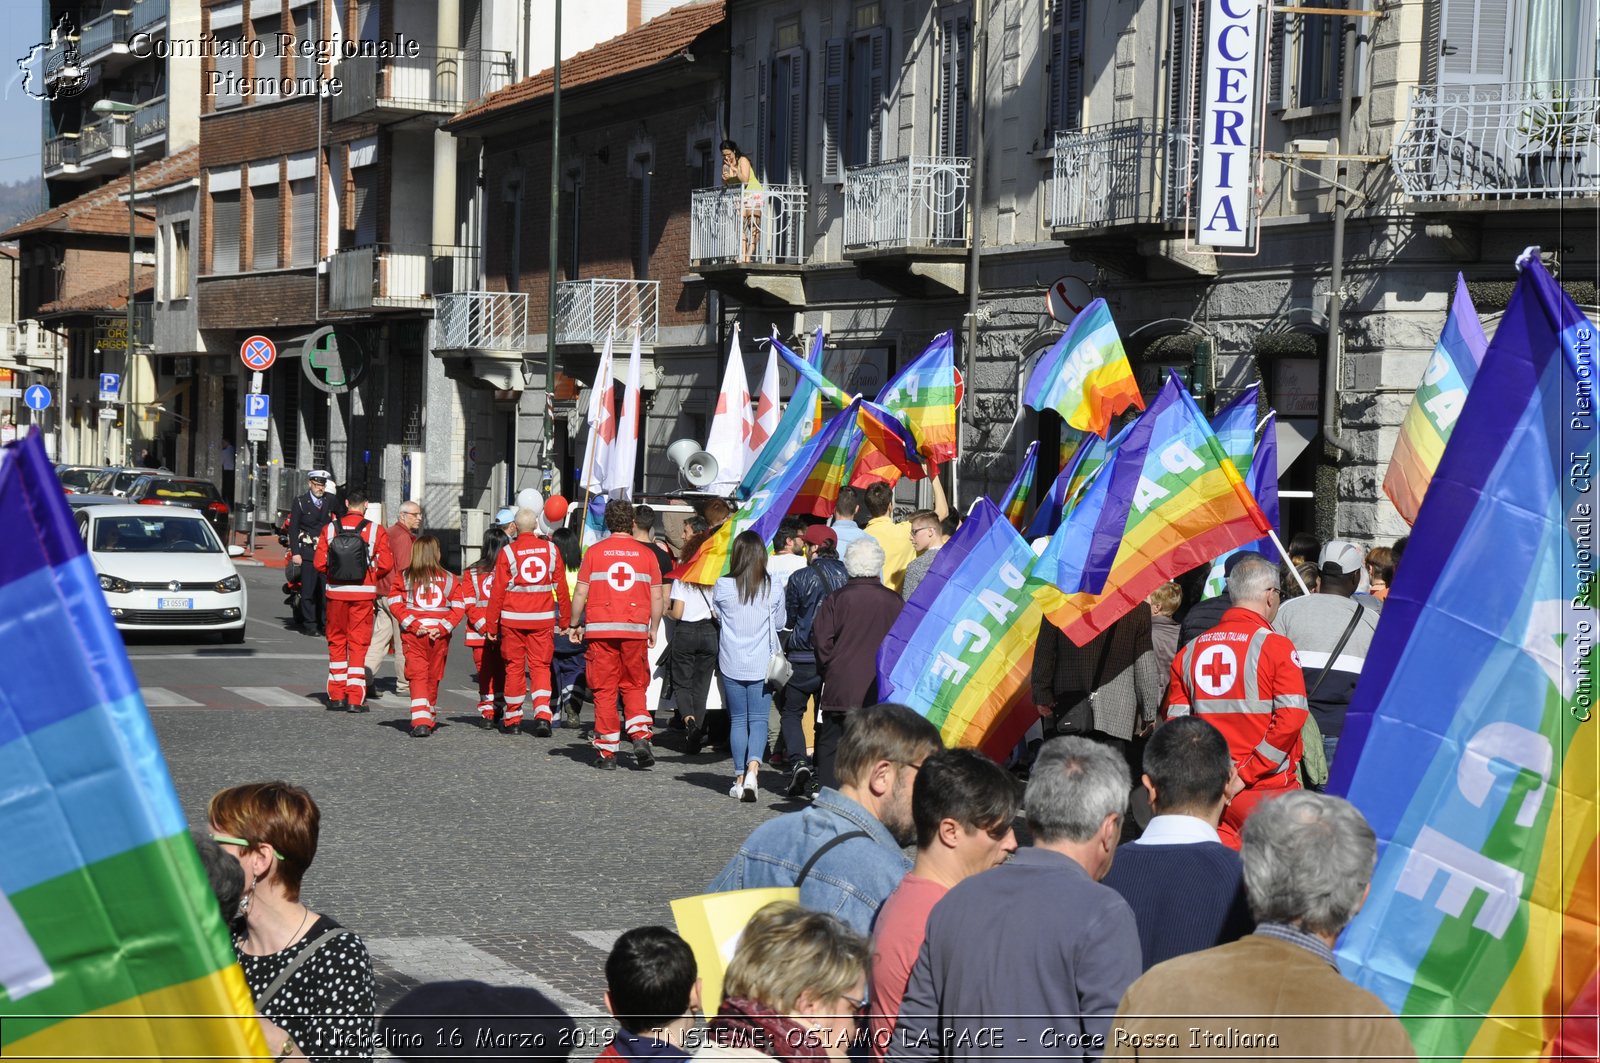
top-left (224, 686), bottom-right (323, 708)
top-left (567, 930), bottom-right (627, 954)
top-left (139, 687), bottom-right (203, 708)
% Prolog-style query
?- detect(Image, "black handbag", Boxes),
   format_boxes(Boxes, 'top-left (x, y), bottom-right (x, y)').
top-left (1053, 633), bottom-right (1112, 736)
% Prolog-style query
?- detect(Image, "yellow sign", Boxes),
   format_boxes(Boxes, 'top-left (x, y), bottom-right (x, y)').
top-left (670, 888), bottom-right (798, 1013)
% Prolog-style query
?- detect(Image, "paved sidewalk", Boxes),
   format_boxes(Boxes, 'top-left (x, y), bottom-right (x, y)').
top-left (230, 524), bottom-right (288, 568)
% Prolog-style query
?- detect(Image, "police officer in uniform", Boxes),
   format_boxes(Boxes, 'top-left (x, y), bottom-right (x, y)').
top-left (286, 470), bottom-right (341, 635)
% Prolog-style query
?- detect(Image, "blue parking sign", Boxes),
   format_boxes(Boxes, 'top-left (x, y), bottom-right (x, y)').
top-left (98, 373), bottom-right (120, 400)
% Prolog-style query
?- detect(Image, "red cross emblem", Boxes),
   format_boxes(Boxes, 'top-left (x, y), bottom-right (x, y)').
top-left (415, 582), bottom-right (445, 609)
top-left (1194, 645), bottom-right (1237, 697)
top-left (606, 561), bottom-right (636, 592)
top-left (517, 554), bottom-right (549, 585)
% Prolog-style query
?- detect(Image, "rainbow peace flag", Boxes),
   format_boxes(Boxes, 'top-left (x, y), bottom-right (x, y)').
top-left (1202, 410), bottom-right (1281, 597)
top-left (856, 400), bottom-right (927, 481)
top-left (998, 441), bottom-right (1040, 529)
top-left (876, 498), bottom-right (1043, 758)
top-left (1032, 374), bottom-right (1271, 645)
top-left (774, 333), bottom-right (854, 412)
top-left (1332, 260), bottom-right (1599, 1059)
top-left (1384, 274), bottom-right (1488, 526)
top-left (793, 408), bottom-right (862, 517)
top-left (1024, 422), bottom-right (1132, 539)
top-left (877, 331), bottom-right (959, 466)
top-left (739, 330), bottom-right (830, 500)
top-left (676, 404), bottom-right (858, 582)
top-left (0, 434), bottom-right (266, 1062)
top-left (1023, 298), bottom-right (1145, 437)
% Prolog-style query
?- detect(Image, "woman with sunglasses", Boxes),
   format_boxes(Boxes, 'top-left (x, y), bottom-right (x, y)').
top-left (209, 782), bottom-right (375, 1061)
top-left (701, 901), bottom-right (871, 1063)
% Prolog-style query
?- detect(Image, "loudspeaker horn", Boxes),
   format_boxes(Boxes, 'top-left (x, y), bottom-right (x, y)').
top-left (666, 438), bottom-right (720, 489)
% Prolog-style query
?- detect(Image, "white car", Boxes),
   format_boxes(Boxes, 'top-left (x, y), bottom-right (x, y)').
top-left (77, 505), bottom-right (249, 641)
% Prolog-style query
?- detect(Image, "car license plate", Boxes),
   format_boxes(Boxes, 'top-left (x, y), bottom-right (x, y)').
top-left (158, 598), bottom-right (194, 610)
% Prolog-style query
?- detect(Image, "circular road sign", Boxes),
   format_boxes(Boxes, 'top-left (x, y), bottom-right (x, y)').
top-left (953, 368), bottom-right (965, 408)
top-left (24, 384), bottom-right (52, 411)
top-left (301, 326), bottom-right (368, 394)
top-left (240, 335), bottom-right (278, 371)
top-left (1046, 276), bottom-right (1095, 325)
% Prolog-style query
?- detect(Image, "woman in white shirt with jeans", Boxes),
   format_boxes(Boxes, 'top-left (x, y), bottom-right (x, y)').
top-left (711, 531), bottom-right (786, 802)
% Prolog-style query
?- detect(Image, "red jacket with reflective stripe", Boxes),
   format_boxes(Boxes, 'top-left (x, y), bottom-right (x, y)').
top-left (313, 514), bottom-right (394, 600)
top-left (463, 567), bottom-right (495, 646)
top-left (387, 572), bottom-right (468, 636)
top-left (486, 536), bottom-right (571, 633)
top-left (576, 533), bottom-right (660, 639)
top-left (1165, 607), bottom-right (1308, 787)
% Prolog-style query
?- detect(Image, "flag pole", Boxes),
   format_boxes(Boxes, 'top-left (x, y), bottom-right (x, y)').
top-left (1267, 527), bottom-right (1312, 596)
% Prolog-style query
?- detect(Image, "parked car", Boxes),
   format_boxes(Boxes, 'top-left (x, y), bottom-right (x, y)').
top-left (77, 506), bottom-right (248, 641)
top-left (66, 492), bottom-right (125, 511)
top-left (124, 475), bottom-right (231, 539)
top-left (90, 466), bottom-right (174, 497)
top-left (57, 464), bottom-right (114, 493)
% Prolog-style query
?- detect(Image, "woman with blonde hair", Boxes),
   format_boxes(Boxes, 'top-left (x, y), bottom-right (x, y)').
top-left (386, 534), bottom-right (466, 737)
top-left (702, 902), bottom-right (872, 1063)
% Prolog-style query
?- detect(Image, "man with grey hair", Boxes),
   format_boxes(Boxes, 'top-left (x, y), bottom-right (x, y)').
top-left (1107, 791), bottom-right (1414, 1060)
top-left (1165, 553), bottom-right (1308, 849)
top-left (894, 737), bottom-right (1141, 1062)
top-left (813, 537), bottom-right (904, 788)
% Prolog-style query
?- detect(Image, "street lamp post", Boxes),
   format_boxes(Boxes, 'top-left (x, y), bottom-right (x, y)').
top-left (93, 98), bottom-right (139, 465)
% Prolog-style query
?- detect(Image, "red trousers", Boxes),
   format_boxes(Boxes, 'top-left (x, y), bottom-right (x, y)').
top-left (1219, 775), bottom-right (1301, 849)
top-left (586, 637), bottom-right (651, 757)
top-left (402, 631), bottom-right (451, 729)
top-left (325, 597), bottom-right (375, 705)
top-left (471, 643), bottom-right (504, 722)
top-left (501, 626), bottom-right (555, 727)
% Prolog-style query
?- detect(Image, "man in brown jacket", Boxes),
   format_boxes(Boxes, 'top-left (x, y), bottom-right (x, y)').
top-left (814, 537), bottom-right (904, 789)
top-left (365, 500), bottom-right (422, 696)
top-left (1106, 791), bottom-right (1415, 1061)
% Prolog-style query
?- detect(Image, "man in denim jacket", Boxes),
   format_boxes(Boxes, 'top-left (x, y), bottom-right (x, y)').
top-left (707, 704), bottom-right (943, 934)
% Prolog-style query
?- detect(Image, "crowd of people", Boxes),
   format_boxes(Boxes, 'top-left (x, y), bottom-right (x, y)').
top-left (240, 465), bottom-right (1420, 1061)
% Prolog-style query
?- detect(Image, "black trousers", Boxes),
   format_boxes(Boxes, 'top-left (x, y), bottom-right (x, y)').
top-left (780, 659), bottom-right (822, 770)
top-left (298, 560), bottom-right (326, 629)
top-left (670, 621), bottom-right (718, 724)
top-left (815, 710), bottom-right (848, 790)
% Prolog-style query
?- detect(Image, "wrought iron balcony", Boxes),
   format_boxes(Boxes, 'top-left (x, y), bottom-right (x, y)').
top-left (1393, 79), bottom-right (1600, 199)
top-left (435, 291), bottom-right (529, 352)
top-left (77, 114), bottom-right (126, 164)
top-left (44, 135), bottom-right (82, 176)
top-left (332, 46), bottom-right (514, 123)
top-left (326, 244), bottom-right (478, 312)
top-left (79, 8), bottom-right (129, 64)
top-left (554, 280), bottom-right (659, 346)
top-left (1049, 120), bottom-right (1195, 228)
top-left (689, 184), bottom-right (808, 266)
top-left (843, 156), bottom-right (970, 252)
top-left (130, 0), bottom-right (167, 35)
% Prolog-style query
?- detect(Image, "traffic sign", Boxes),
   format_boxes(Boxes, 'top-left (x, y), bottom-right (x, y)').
top-left (244, 393), bottom-right (271, 432)
top-left (1046, 276), bottom-right (1094, 325)
top-left (953, 368), bottom-right (965, 408)
top-left (247, 428), bottom-right (268, 442)
top-left (240, 335), bottom-right (277, 372)
top-left (0, 388), bottom-right (20, 398)
top-left (24, 384), bottom-right (52, 411)
top-left (98, 373), bottom-right (120, 401)
top-left (98, 407), bottom-right (117, 419)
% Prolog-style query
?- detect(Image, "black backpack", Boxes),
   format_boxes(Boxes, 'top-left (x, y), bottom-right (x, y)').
top-left (326, 520), bottom-right (371, 583)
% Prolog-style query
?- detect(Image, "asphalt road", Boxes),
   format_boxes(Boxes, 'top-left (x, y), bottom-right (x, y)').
top-left (129, 563), bottom-right (800, 1030)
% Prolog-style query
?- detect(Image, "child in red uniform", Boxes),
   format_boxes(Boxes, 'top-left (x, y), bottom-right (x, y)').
top-left (464, 526), bottom-right (510, 727)
top-left (387, 535), bottom-right (467, 737)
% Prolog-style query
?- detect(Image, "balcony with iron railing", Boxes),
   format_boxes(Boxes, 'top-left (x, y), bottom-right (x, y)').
top-left (1049, 119), bottom-right (1196, 229)
top-left (326, 244), bottom-right (478, 312)
top-left (75, 96), bottom-right (167, 173)
top-left (688, 185), bottom-right (809, 266)
top-left (554, 280), bottom-right (660, 346)
top-left (44, 134), bottom-right (82, 177)
top-left (333, 46), bottom-right (514, 123)
top-left (843, 156), bottom-right (971, 253)
top-left (1393, 79), bottom-right (1600, 200)
top-left (434, 291), bottom-right (529, 352)
top-left (130, 0), bottom-right (168, 35)
top-left (78, 8), bottom-right (129, 64)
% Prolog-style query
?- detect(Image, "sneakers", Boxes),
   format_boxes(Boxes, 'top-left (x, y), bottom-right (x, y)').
top-left (741, 775), bottom-right (759, 803)
top-left (633, 738), bottom-right (655, 768)
top-left (787, 763), bottom-right (814, 799)
top-left (532, 720), bottom-right (553, 738)
top-left (326, 698), bottom-right (346, 712)
top-left (729, 774), bottom-right (746, 799)
top-left (594, 755), bottom-right (617, 771)
top-left (410, 724), bottom-right (432, 738)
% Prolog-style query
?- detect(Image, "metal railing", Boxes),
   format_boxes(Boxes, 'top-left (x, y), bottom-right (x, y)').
top-left (79, 9), bottom-right (129, 62)
top-left (44, 135), bottom-right (81, 173)
top-left (689, 184), bottom-right (809, 265)
top-left (435, 291), bottom-right (529, 351)
top-left (333, 46), bottom-right (514, 121)
top-left (843, 156), bottom-right (971, 251)
top-left (1049, 120), bottom-right (1196, 227)
top-left (76, 98), bottom-right (167, 164)
top-left (326, 244), bottom-right (478, 311)
top-left (132, 96), bottom-right (167, 146)
top-left (1393, 78), bottom-right (1600, 199)
top-left (554, 280), bottom-right (660, 345)
top-left (130, 0), bottom-right (168, 35)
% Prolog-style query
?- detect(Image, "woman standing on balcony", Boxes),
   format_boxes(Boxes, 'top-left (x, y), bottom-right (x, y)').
top-left (721, 139), bottom-right (763, 262)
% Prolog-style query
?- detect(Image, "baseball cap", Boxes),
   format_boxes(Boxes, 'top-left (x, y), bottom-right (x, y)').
top-left (802, 524), bottom-right (837, 547)
top-left (307, 469), bottom-right (331, 482)
top-left (494, 507), bottom-right (516, 525)
top-left (1318, 540), bottom-right (1365, 578)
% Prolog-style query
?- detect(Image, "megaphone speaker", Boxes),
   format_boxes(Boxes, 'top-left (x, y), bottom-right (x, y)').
top-left (667, 439), bottom-right (704, 470)
top-left (667, 438), bottom-right (721, 489)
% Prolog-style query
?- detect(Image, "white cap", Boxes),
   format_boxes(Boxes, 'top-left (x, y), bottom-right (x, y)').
top-left (1318, 540), bottom-right (1365, 578)
top-left (308, 469), bottom-right (332, 482)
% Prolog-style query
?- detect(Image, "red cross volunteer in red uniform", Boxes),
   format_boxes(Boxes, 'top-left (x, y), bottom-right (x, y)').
top-left (388, 534), bottom-right (468, 736)
top-left (313, 488), bottom-right (394, 711)
top-left (1164, 553), bottom-right (1307, 848)
top-left (572, 499), bottom-right (664, 769)
top-left (485, 508), bottom-right (572, 735)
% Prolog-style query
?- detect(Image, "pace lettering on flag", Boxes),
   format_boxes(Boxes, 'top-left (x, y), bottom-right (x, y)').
top-left (1332, 260), bottom-right (1598, 1060)
top-left (0, 433), bottom-right (268, 1061)
top-left (1023, 298), bottom-right (1145, 437)
top-left (1383, 273), bottom-right (1488, 525)
top-left (877, 498), bottom-right (1045, 758)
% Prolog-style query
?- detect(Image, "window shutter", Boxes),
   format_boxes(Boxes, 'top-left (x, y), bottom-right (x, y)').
top-left (866, 27), bottom-right (888, 164)
top-left (938, 15), bottom-right (956, 155)
top-left (356, 0), bottom-right (377, 42)
top-left (756, 57), bottom-right (769, 182)
top-left (252, 182), bottom-right (280, 270)
top-left (787, 50), bottom-right (808, 183)
top-left (353, 169), bottom-right (378, 245)
top-left (938, 13), bottom-right (971, 157)
top-left (212, 191), bottom-right (240, 274)
top-left (1062, 0), bottom-right (1085, 131)
top-left (290, 178), bottom-right (316, 267)
top-left (823, 37), bottom-right (846, 181)
top-left (1049, 0), bottom-right (1066, 131)
top-left (1269, 12), bottom-right (1287, 109)
top-left (293, 6), bottom-right (318, 81)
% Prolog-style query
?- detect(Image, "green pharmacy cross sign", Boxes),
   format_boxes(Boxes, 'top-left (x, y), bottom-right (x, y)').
top-left (300, 326), bottom-right (367, 394)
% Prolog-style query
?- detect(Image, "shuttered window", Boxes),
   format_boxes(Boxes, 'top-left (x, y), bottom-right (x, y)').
top-left (252, 182), bottom-right (280, 269)
top-left (170, 221), bottom-right (190, 298)
top-left (1049, 0), bottom-right (1086, 131)
top-left (211, 3), bottom-right (244, 110)
top-left (937, 11), bottom-right (971, 157)
top-left (761, 49), bottom-right (808, 184)
top-left (1437, 0), bottom-right (1512, 83)
top-left (211, 190), bottom-right (241, 274)
top-left (290, 178), bottom-right (316, 266)
top-left (824, 26), bottom-right (889, 181)
top-left (823, 39), bottom-right (847, 180)
top-left (631, 157), bottom-right (651, 279)
top-left (292, 5), bottom-right (318, 81)
top-left (252, 15), bottom-right (281, 100)
top-left (351, 146), bottom-right (378, 246)
top-left (1167, 0), bottom-right (1205, 133)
